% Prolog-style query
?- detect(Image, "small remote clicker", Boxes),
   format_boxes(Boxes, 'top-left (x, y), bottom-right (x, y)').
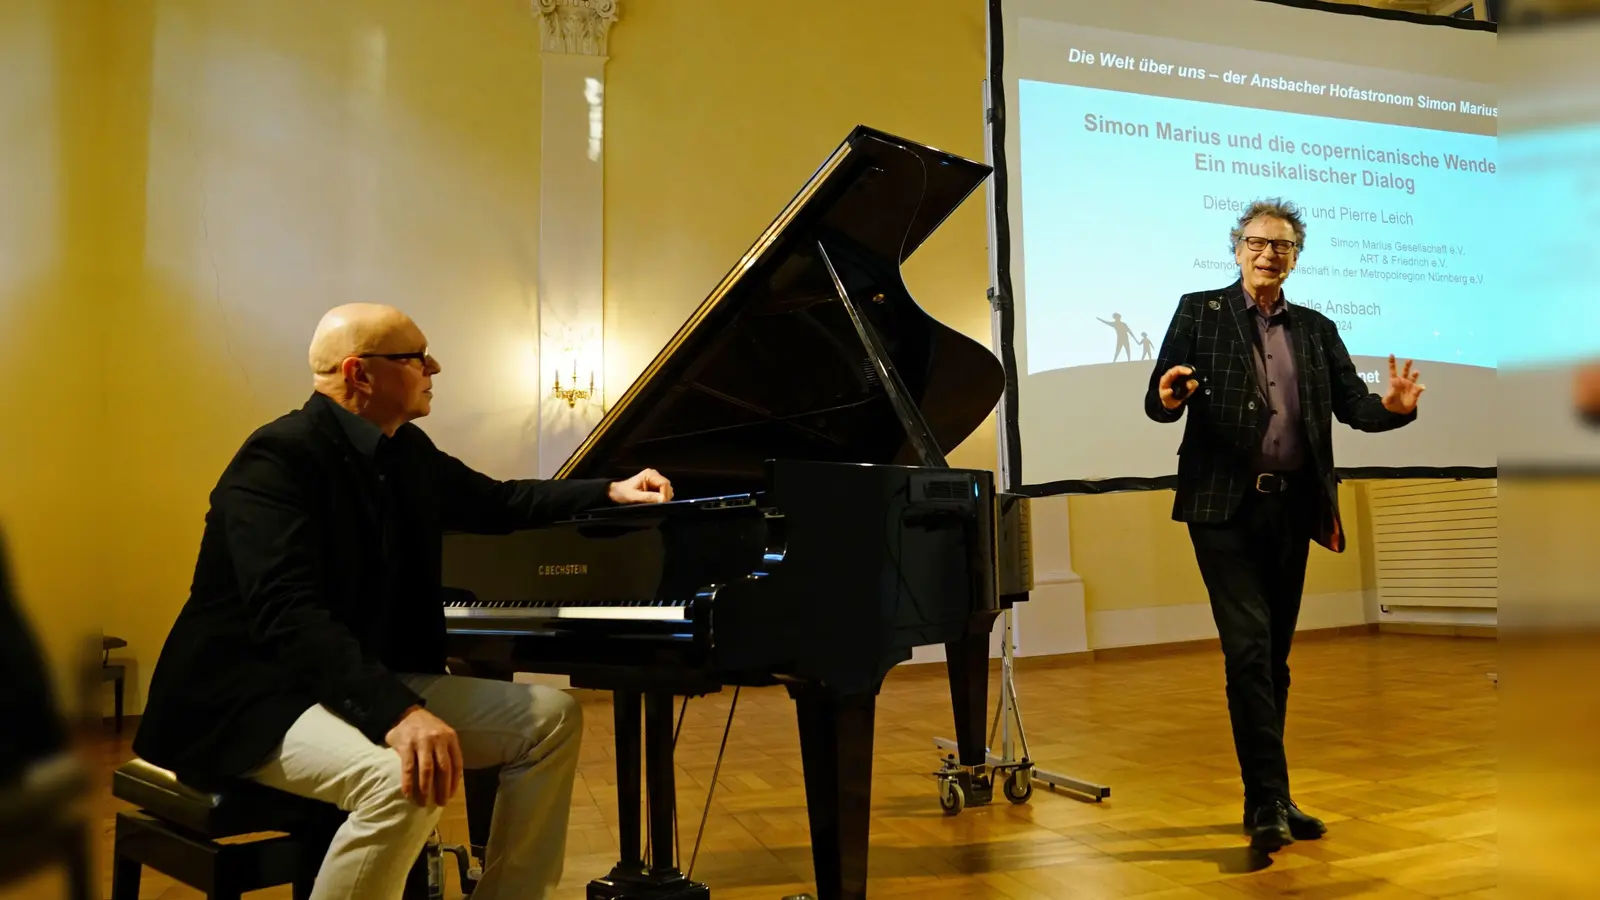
top-left (1171, 368), bottom-right (1199, 401)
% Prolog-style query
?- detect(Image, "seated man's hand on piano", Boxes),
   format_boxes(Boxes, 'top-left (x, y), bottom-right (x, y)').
top-left (385, 705), bottom-right (463, 807)
top-left (608, 468), bottom-right (674, 504)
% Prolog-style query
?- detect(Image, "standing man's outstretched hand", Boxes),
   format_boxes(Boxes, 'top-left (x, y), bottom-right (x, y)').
top-left (1158, 365), bottom-right (1199, 411)
top-left (1381, 354), bottom-right (1425, 415)
top-left (609, 468), bottom-right (674, 504)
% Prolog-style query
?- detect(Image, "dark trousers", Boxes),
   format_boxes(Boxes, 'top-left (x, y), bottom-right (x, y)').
top-left (1188, 477), bottom-right (1315, 810)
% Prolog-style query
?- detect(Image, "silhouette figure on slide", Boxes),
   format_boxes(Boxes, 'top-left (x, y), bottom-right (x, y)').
top-left (1138, 331), bottom-right (1154, 360)
top-left (1098, 313), bottom-right (1136, 362)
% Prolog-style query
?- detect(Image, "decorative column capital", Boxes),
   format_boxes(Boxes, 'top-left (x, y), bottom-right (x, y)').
top-left (533, 0), bottom-right (619, 56)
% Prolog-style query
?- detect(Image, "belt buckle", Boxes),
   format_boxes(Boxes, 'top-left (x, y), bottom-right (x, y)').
top-left (1255, 473), bottom-right (1278, 493)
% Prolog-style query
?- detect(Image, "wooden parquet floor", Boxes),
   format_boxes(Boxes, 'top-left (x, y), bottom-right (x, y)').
top-left (55, 633), bottom-right (1496, 899)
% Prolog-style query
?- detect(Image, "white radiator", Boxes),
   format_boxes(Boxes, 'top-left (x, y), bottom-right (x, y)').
top-left (1370, 478), bottom-right (1497, 611)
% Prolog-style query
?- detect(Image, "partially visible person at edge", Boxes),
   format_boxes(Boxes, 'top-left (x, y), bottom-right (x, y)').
top-left (136, 303), bottom-right (674, 899)
top-left (1145, 199), bottom-right (1424, 853)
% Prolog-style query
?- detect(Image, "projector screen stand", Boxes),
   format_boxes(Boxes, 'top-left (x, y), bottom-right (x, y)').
top-left (933, 128), bottom-right (1110, 811)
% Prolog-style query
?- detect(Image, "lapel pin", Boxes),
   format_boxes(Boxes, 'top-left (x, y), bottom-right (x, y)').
top-left (1208, 299), bottom-right (1221, 310)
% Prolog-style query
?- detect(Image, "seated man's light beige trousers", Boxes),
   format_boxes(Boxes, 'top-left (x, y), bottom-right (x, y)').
top-left (244, 674), bottom-right (582, 900)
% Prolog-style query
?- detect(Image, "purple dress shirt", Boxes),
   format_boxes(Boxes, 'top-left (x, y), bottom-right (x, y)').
top-left (1242, 292), bottom-right (1305, 472)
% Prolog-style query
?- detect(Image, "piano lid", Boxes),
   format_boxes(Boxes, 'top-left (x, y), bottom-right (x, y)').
top-left (558, 126), bottom-right (1004, 496)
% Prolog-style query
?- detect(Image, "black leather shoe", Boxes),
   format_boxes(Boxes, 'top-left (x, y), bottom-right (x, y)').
top-left (1284, 801), bottom-right (1326, 840)
top-left (1244, 800), bottom-right (1326, 840)
top-left (1248, 802), bottom-right (1294, 852)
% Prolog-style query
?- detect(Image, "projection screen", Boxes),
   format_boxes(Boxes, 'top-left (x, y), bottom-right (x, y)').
top-left (986, 0), bottom-right (1498, 493)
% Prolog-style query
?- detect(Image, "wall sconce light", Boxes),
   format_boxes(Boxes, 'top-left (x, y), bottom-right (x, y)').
top-left (551, 359), bottom-right (595, 408)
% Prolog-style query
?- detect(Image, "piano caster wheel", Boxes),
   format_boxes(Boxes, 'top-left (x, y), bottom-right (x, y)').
top-left (935, 754), bottom-right (995, 815)
top-left (1003, 768), bottom-right (1033, 804)
top-left (938, 777), bottom-right (965, 815)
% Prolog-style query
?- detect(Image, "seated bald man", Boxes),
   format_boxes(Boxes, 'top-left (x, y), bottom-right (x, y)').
top-left (135, 304), bottom-right (672, 900)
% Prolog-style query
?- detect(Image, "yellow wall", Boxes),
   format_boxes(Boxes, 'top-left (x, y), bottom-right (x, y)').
top-left (10, 0), bottom-right (1387, 718)
top-left (0, 0), bottom-right (103, 711)
top-left (1068, 484), bottom-right (1370, 613)
top-left (602, 0), bottom-right (997, 471)
top-left (100, 0), bottom-right (555, 715)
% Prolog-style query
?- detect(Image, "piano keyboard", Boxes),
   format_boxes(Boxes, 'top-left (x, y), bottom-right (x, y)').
top-left (443, 603), bottom-right (687, 621)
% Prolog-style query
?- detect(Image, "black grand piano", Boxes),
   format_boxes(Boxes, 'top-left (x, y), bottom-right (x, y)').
top-left (441, 126), bottom-right (1032, 900)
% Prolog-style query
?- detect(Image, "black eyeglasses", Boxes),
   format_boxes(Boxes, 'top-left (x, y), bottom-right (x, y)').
top-left (358, 351), bottom-right (431, 364)
top-left (1240, 237), bottom-right (1299, 254)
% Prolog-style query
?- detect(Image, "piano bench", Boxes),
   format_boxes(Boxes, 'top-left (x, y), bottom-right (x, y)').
top-left (110, 757), bottom-right (463, 900)
top-left (110, 757), bottom-right (345, 900)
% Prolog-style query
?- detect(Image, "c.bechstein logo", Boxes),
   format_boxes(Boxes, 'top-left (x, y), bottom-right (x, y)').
top-left (538, 564), bottom-right (589, 576)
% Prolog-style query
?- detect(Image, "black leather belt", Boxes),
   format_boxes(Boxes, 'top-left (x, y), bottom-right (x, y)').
top-left (1254, 472), bottom-right (1293, 493)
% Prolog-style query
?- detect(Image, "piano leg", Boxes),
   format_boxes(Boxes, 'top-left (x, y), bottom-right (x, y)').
top-left (644, 692), bottom-right (678, 879)
top-left (944, 628), bottom-right (993, 769)
top-left (790, 685), bottom-right (876, 900)
top-left (615, 691), bottom-right (646, 877)
top-left (587, 690), bottom-right (708, 900)
top-left (940, 628), bottom-right (996, 808)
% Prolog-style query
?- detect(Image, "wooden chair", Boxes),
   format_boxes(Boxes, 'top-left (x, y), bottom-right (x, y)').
top-left (102, 635), bottom-right (128, 734)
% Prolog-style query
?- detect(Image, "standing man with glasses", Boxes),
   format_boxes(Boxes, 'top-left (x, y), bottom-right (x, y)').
top-left (1144, 199), bottom-right (1425, 852)
top-left (137, 303), bottom-right (674, 899)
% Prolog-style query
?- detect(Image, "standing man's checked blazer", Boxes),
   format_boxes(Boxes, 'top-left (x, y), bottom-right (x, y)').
top-left (1144, 279), bottom-right (1416, 552)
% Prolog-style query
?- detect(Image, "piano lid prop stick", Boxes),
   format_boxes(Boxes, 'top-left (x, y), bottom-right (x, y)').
top-left (815, 239), bottom-right (949, 469)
